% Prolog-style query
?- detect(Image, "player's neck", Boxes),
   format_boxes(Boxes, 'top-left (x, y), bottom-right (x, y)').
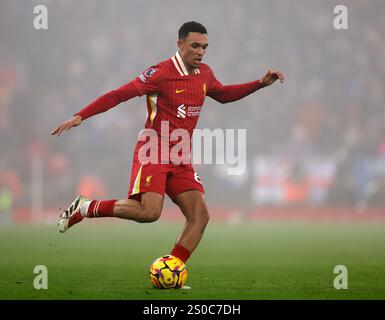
top-left (183, 63), bottom-right (195, 75)
top-left (186, 67), bottom-right (194, 74)
top-left (185, 66), bottom-right (195, 75)
top-left (178, 52), bottom-right (195, 75)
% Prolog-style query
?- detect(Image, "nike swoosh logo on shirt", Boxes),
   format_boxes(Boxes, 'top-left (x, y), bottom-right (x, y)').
top-left (176, 89), bottom-right (186, 94)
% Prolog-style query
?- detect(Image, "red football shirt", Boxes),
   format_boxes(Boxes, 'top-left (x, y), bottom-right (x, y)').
top-left (132, 51), bottom-right (264, 138)
top-left (76, 51), bottom-right (264, 162)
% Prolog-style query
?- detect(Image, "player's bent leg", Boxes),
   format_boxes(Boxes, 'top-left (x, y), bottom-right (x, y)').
top-left (171, 190), bottom-right (209, 262)
top-left (113, 192), bottom-right (164, 223)
top-left (58, 192), bottom-right (164, 233)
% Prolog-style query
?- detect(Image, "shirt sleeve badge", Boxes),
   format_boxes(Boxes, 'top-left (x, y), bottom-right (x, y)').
top-left (139, 67), bottom-right (157, 83)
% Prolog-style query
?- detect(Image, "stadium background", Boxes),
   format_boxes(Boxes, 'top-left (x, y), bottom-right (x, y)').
top-left (1, 0), bottom-right (385, 300)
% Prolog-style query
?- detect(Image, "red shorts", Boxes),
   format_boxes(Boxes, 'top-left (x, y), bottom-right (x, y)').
top-left (127, 161), bottom-right (204, 201)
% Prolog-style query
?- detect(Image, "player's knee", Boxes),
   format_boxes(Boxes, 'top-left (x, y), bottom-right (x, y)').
top-left (142, 207), bottom-right (162, 223)
top-left (195, 209), bottom-right (209, 234)
top-left (201, 209), bottom-right (210, 227)
top-left (190, 208), bottom-right (209, 228)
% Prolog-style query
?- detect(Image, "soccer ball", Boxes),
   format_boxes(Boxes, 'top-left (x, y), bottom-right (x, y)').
top-left (149, 255), bottom-right (188, 289)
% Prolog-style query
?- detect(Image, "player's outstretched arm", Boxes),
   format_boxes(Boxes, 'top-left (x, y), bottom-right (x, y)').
top-left (208, 69), bottom-right (284, 104)
top-left (51, 81), bottom-right (140, 137)
top-left (51, 115), bottom-right (82, 137)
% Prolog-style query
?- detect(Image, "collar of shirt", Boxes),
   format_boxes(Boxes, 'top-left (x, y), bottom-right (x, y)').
top-left (171, 51), bottom-right (200, 76)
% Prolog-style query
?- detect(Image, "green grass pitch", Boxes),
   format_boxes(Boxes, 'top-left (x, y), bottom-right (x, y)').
top-left (1, 220), bottom-right (385, 299)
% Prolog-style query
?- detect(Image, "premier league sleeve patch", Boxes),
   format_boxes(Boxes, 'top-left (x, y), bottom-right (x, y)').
top-left (139, 67), bottom-right (157, 83)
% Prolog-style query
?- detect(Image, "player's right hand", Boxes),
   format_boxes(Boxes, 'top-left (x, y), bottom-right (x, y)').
top-left (51, 115), bottom-right (82, 136)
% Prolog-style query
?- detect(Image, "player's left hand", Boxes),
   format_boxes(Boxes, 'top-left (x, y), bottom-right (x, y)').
top-left (260, 69), bottom-right (285, 87)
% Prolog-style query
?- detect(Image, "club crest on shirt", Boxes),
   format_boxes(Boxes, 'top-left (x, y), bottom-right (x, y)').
top-left (145, 175), bottom-right (152, 187)
top-left (139, 68), bottom-right (157, 83)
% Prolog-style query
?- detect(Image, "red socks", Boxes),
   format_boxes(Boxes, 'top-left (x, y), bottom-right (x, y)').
top-left (87, 200), bottom-right (117, 218)
top-left (171, 244), bottom-right (191, 263)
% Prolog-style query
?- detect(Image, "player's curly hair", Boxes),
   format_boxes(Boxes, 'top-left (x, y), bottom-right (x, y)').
top-left (178, 21), bottom-right (207, 39)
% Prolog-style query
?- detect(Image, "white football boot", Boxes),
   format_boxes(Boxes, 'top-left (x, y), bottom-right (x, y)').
top-left (58, 195), bottom-right (88, 233)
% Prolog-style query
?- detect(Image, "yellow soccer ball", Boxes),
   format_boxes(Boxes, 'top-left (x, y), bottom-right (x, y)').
top-left (149, 255), bottom-right (188, 289)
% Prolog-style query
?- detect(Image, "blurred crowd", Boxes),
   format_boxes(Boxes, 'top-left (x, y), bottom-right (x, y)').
top-left (1, 0), bottom-right (384, 217)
